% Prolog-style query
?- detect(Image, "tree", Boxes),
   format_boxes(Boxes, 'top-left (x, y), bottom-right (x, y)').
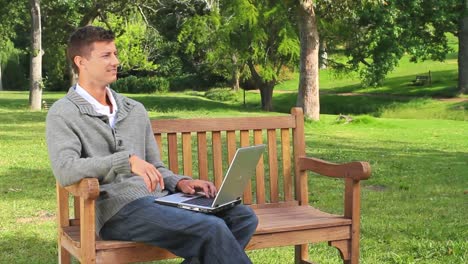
top-left (29, 0), bottom-right (42, 110)
top-left (296, 0), bottom-right (320, 120)
top-left (0, 0), bottom-right (27, 91)
top-left (458, 0), bottom-right (468, 94)
top-left (221, 0), bottom-right (299, 111)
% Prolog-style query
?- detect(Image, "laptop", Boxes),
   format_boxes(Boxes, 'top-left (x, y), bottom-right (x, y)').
top-left (155, 144), bottom-right (266, 213)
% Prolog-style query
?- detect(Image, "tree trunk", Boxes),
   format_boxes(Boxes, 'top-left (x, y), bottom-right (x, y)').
top-left (259, 84), bottom-right (274, 111)
top-left (296, 0), bottom-right (320, 120)
top-left (231, 54), bottom-right (240, 91)
top-left (459, 1), bottom-right (468, 94)
top-left (247, 61), bottom-right (275, 111)
top-left (29, 0), bottom-right (42, 110)
top-left (0, 64), bottom-right (3, 91)
top-left (319, 40), bottom-right (327, 69)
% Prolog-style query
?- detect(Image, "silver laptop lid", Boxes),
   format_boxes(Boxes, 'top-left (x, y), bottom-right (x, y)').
top-left (212, 145), bottom-right (266, 207)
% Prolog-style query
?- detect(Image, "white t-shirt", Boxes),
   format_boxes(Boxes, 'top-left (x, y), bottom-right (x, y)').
top-left (75, 84), bottom-right (118, 128)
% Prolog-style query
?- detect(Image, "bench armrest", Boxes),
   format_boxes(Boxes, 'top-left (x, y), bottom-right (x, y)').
top-left (64, 178), bottom-right (100, 200)
top-left (298, 156), bottom-right (371, 181)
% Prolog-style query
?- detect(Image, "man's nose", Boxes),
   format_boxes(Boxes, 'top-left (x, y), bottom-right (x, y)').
top-left (112, 54), bottom-right (119, 65)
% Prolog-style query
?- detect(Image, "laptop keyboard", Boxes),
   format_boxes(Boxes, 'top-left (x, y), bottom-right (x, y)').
top-left (184, 196), bottom-right (215, 207)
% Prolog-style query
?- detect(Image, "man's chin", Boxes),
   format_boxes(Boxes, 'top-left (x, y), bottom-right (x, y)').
top-left (108, 75), bottom-right (118, 83)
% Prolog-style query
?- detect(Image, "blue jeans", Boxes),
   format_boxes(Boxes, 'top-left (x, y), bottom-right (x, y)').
top-left (100, 196), bottom-right (258, 264)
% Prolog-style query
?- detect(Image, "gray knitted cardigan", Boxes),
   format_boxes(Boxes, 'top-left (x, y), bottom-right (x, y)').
top-left (46, 87), bottom-right (189, 234)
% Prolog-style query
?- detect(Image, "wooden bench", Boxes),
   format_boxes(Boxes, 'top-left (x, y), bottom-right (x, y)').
top-left (56, 107), bottom-right (371, 264)
top-left (411, 71), bottom-right (432, 86)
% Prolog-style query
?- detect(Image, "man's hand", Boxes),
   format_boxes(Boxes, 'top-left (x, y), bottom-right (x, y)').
top-left (176, 179), bottom-right (217, 198)
top-left (129, 155), bottom-right (164, 192)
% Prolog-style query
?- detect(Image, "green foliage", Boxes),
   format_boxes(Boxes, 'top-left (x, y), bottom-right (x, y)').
top-left (94, 10), bottom-right (158, 74)
top-left (168, 74), bottom-right (220, 92)
top-left (111, 76), bottom-right (169, 94)
top-left (0, 41), bottom-right (28, 90)
top-left (204, 88), bottom-right (239, 102)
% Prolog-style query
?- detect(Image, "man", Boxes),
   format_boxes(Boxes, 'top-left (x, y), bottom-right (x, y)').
top-left (46, 26), bottom-right (258, 264)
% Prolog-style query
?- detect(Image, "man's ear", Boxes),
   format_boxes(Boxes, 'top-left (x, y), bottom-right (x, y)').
top-left (73, 56), bottom-right (85, 71)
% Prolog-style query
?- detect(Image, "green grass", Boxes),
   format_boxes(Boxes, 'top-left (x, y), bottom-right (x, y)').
top-left (0, 88), bottom-right (467, 263)
top-left (276, 50), bottom-right (461, 98)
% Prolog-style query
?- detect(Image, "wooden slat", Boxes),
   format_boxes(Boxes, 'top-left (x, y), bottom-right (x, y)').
top-left (152, 116), bottom-right (296, 133)
top-left (182, 132), bottom-right (192, 176)
top-left (167, 133), bottom-right (178, 173)
top-left (345, 178), bottom-right (362, 264)
top-left (212, 131), bottom-right (223, 188)
top-left (252, 206), bottom-right (350, 234)
top-left (73, 196), bottom-right (80, 219)
top-left (292, 108), bottom-right (307, 205)
top-left (96, 244), bottom-right (177, 263)
top-left (240, 130), bottom-right (252, 204)
top-left (226, 131), bottom-right (236, 163)
top-left (155, 134), bottom-right (162, 158)
top-left (254, 129), bottom-right (265, 204)
top-left (80, 198), bottom-right (96, 263)
top-left (197, 132), bottom-right (208, 180)
top-left (281, 128), bottom-right (293, 201)
top-left (247, 226), bottom-right (350, 250)
top-left (249, 201), bottom-right (298, 209)
top-left (57, 183), bottom-right (70, 228)
top-left (267, 129), bottom-right (279, 203)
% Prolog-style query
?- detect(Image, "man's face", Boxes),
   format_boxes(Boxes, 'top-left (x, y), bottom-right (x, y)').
top-left (78, 41), bottom-right (119, 86)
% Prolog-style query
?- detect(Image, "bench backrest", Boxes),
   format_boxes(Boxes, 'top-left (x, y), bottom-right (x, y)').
top-left (151, 107), bottom-right (308, 207)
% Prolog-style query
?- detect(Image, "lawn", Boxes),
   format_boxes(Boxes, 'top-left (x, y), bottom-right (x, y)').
top-left (0, 86), bottom-right (467, 263)
top-left (275, 35), bottom-right (462, 99)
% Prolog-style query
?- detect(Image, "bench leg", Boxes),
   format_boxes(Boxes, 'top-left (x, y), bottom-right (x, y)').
top-left (295, 244), bottom-right (309, 264)
top-left (330, 239), bottom-right (359, 264)
top-left (58, 245), bottom-right (71, 264)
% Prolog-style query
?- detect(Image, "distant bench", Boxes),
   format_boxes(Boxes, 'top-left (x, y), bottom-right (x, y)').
top-left (412, 71), bottom-right (432, 86)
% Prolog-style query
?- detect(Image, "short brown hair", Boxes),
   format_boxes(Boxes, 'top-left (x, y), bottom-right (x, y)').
top-left (67, 26), bottom-right (115, 73)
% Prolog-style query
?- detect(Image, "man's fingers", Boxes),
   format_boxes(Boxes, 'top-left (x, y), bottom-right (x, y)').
top-left (201, 184), bottom-right (210, 197)
top-left (130, 155), bottom-right (164, 192)
top-left (209, 183), bottom-right (217, 197)
top-left (144, 173), bottom-right (153, 192)
top-left (146, 166), bottom-right (165, 192)
top-left (155, 169), bottom-right (164, 190)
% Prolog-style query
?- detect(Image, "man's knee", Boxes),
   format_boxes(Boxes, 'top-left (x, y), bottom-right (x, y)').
top-left (234, 205), bottom-right (259, 229)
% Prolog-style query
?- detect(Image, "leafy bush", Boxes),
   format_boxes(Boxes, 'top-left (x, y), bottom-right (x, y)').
top-left (204, 88), bottom-right (239, 102)
top-left (169, 74), bottom-right (207, 91)
top-left (111, 76), bottom-right (169, 94)
top-left (168, 74), bottom-right (226, 92)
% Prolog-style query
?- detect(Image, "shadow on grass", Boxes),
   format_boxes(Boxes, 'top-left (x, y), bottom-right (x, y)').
top-left (321, 69), bottom-right (459, 97)
top-left (272, 92), bottom-right (412, 116)
top-left (0, 98), bottom-right (32, 110)
top-left (128, 95), bottom-right (243, 113)
top-left (0, 111), bottom-right (46, 124)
